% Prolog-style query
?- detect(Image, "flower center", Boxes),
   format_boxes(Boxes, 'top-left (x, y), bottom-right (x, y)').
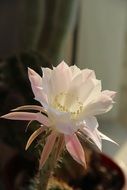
top-left (53, 92), bottom-right (83, 118)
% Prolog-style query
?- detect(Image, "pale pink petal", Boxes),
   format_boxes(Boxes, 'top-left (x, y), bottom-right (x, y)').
top-left (39, 131), bottom-right (57, 169)
top-left (55, 122), bottom-right (74, 135)
top-left (28, 68), bottom-right (42, 93)
top-left (25, 126), bottom-right (45, 150)
top-left (102, 90), bottom-right (116, 99)
top-left (28, 68), bottom-right (48, 104)
top-left (12, 105), bottom-right (47, 114)
top-left (1, 112), bottom-right (37, 121)
top-left (98, 130), bottom-right (118, 145)
top-left (1, 112), bottom-right (50, 126)
top-left (55, 61), bottom-right (70, 71)
top-left (65, 134), bottom-right (86, 167)
top-left (28, 68), bottom-right (42, 86)
top-left (49, 61), bottom-right (72, 97)
top-left (36, 112), bottom-right (51, 126)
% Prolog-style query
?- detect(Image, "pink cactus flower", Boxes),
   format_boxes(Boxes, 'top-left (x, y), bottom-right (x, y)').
top-left (1, 61), bottom-right (117, 169)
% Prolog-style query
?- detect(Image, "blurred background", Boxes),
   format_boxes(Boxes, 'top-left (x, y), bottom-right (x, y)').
top-left (0, 0), bottom-right (127, 189)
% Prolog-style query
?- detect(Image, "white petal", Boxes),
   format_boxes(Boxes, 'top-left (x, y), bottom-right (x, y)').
top-left (42, 68), bottom-right (52, 91)
top-left (65, 79), bottom-right (101, 112)
top-left (84, 117), bottom-right (98, 131)
top-left (66, 65), bottom-right (95, 81)
top-left (81, 127), bottom-right (102, 150)
top-left (81, 69), bottom-right (96, 80)
top-left (66, 68), bottom-right (98, 107)
top-left (71, 68), bottom-right (96, 84)
top-left (98, 130), bottom-right (118, 145)
top-left (70, 65), bottom-right (81, 77)
top-left (48, 107), bottom-right (75, 135)
top-left (69, 69), bottom-right (96, 89)
top-left (34, 87), bottom-right (48, 105)
top-left (83, 80), bottom-right (101, 105)
top-left (42, 67), bottom-right (52, 80)
top-left (82, 93), bottom-right (114, 116)
top-left (50, 61), bottom-right (72, 98)
top-left (42, 61), bottom-right (72, 103)
top-left (41, 68), bottom-right (52, 102)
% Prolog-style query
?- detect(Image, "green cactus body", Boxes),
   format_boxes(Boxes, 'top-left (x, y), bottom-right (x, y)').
top-left (47, 178), bottom-right (73, 190)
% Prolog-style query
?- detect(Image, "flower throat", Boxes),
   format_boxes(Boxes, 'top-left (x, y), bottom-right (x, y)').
top-left (53, 92), bottom-right (83, 118)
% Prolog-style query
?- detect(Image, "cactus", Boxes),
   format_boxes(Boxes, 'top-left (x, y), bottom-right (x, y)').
top-left (47, 177), bottom-right (73, 190)
top-left (0, 1), bottom-right (80, 189)
top-left (27, 177), bottom-right (73, 190)
top-left (25, 132), bottom-right (73, 190)
top-left (36, 134), bottom-right (64, 190)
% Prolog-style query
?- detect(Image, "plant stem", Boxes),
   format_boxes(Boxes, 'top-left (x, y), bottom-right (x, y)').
top-left (37, 135), bottom-right (64, 190)
top-left (38, 154), bottom-right (54, 190)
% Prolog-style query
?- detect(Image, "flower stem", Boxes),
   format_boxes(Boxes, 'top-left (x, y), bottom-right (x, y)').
top-left (38, 154), bottom-right (54, 190)
top-left (37, 135), bottom-right (64, 190)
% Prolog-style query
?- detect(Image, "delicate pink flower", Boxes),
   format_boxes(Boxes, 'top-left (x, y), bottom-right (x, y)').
top-left (1, 61), bottom-right (117, 169)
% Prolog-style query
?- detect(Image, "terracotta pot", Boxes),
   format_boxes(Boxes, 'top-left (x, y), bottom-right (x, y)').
top-left (56, 149), bottom-right (125, 190)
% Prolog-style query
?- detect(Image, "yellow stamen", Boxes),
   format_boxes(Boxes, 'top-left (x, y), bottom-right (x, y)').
top-left (53, 92), bottom-right (83, 118)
